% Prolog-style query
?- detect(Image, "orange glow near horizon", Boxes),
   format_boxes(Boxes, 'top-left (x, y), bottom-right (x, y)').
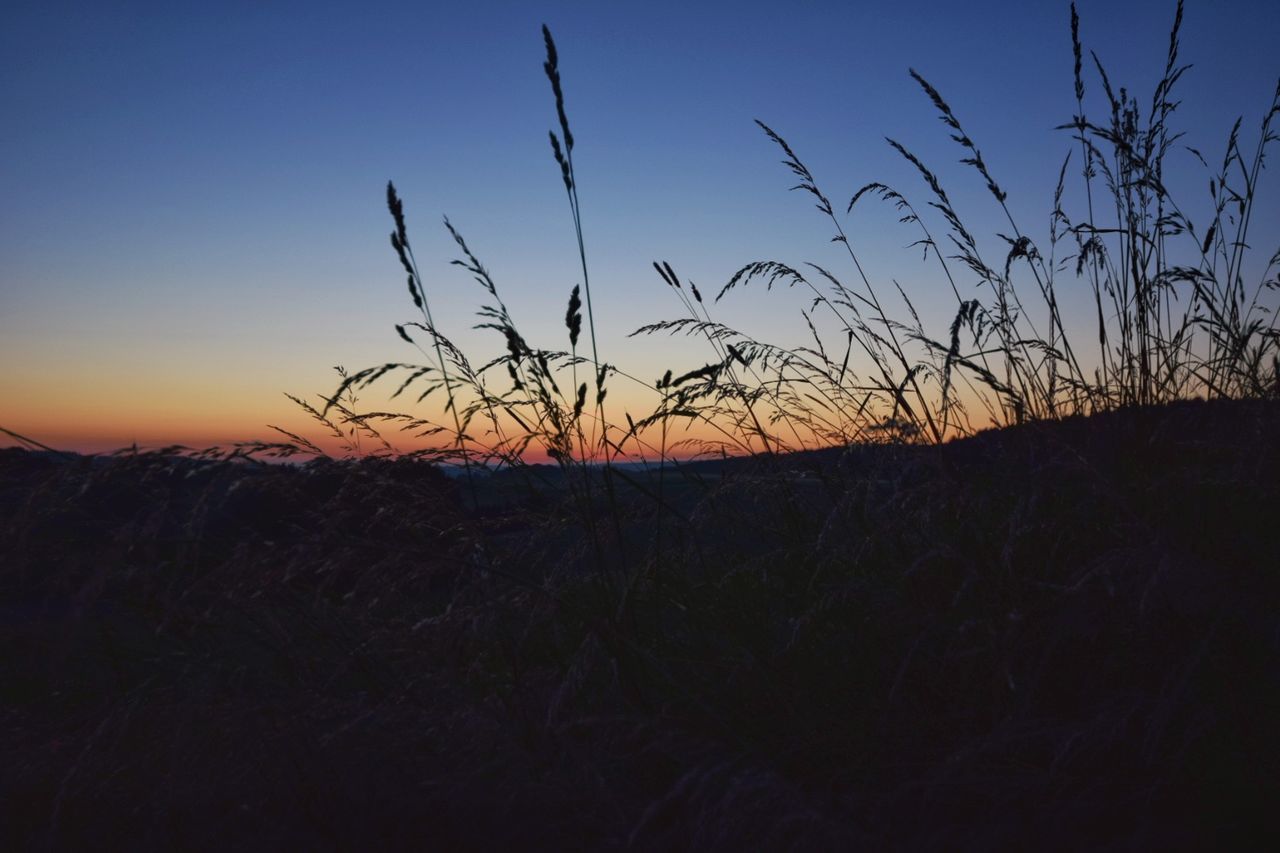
top-left (1, 290), bottom-right (1003, 464)
top-left (3, 372), bottom-right (1004, 463)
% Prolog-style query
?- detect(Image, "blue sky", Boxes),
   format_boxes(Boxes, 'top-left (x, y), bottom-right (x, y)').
top-left (2, 0), bottom-right (1277, 451)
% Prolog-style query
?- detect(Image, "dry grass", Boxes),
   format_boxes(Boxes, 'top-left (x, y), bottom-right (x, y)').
top-left (294, 3), bottom-right (1278, 473)
top-left (3, 399), bottom-right (1278, 849)
top-left (3, 2), bottom-right (1278, 849)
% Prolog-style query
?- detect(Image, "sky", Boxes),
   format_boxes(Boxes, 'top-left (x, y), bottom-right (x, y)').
top-left (3, 0), bottom-right (1278, 458)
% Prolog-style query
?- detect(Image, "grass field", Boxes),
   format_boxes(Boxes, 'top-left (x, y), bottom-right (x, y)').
top-left (3, 1), bottom-right (1278, 848)
top-left (3, 398), bottom-right (1278, 848)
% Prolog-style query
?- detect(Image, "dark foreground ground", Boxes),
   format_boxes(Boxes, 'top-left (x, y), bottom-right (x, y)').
top-left (2, 399), bottom-right (1278, 850)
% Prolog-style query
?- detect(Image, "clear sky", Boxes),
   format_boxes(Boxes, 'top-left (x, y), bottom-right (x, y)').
top-left (3, 0), bottom-right (1277, 457)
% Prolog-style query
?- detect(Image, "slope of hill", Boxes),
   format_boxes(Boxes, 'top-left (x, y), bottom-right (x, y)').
top-left (2, 398), bottom-right (1277, 849)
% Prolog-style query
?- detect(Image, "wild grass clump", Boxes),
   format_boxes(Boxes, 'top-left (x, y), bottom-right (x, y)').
top-left (290, 1), bottom-right (1276, 474)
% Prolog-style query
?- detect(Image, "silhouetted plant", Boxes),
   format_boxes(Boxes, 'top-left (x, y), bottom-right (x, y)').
top-left (300, 3), bottom-right (1276, 460)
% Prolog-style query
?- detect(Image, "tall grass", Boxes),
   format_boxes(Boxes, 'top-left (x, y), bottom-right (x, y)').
top-left (294, 1), bottom-right (1276, 471)
top-left (6, 5), bottom-right (1279, 846)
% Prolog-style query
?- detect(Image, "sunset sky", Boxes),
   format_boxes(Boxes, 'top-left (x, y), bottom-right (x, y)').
top-left (3, 0), bottom-right (1277, 458)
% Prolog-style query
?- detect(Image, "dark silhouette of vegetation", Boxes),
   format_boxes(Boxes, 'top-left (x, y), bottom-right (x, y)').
top-left (3, 3), bottom-right (1278, 849)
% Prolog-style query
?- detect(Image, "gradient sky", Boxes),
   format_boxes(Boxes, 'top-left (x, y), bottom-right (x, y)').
top-left (3, 0), bottom-right (1278, 456)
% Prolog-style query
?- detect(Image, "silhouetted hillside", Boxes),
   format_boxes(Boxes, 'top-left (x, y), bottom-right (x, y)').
top-left (2, 398), bottom-right (1278, 850)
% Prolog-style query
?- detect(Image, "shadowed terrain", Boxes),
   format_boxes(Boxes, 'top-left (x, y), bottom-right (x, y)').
top-left (3, 398), bottom-right (1277, 849)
